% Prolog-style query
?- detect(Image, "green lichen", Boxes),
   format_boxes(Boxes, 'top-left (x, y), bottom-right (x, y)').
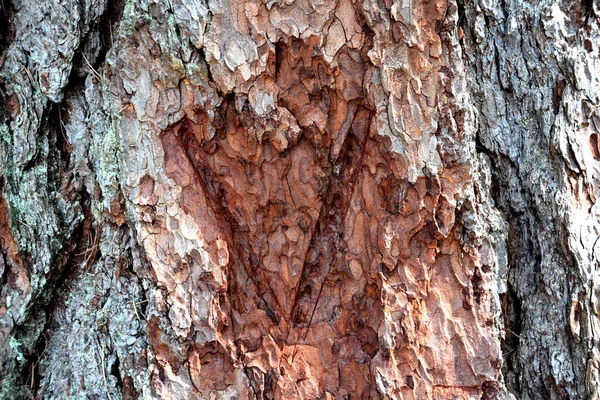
top-left (8, 337), bottom-right (25, 363)
top-left (0, 123), bottom-right (11, 146)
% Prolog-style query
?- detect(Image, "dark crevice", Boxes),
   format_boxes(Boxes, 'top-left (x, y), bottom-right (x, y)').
top-left (96, 0), bottom-right (125, 69)
top-left (0, 0), bottom-right (13, 58)
top-left (474, 132), bottom-right (504, 209)
top-left (590, 133), bottom-right (600, 161)
top-left (582, 0), bottom-right (595, 26)
top-left (110, 352), bottom-right (123, 391)
top-left (0, 253), bottom-right (7, 289)
top-left (456, 0), bottom-right (467, 29)
top-left (263, 371), bottom-right (275, 400)
top-left (69, 0), bottom-right (124, 80)
top-left (493, 44), bottom-right (512, 93)
top-left (552, 79), bottom-right (566, 115)
top-left (15, 193), bottom-right (95, 396)
top-left (244, 367), bottom-right (261, 399)
top-left (19, 88), bottom-right (71, 173)
top-left (122, 375), bottom-right (140, 400)
top-left (0, 173), bottom-right (6, 290)
top-left (164, 2), bottom-right (187, 63)
top-left (274, 40), bottom-right (285, 81)
top-left (500, 283), bottom-right (522, 394)
top-left (471, 270), bottom-right (484, 304)
top-left (474, 131), bottom-right (523, 216)
top-left (198, 47), bottom-right (222, 96)
top-left (502, 211), bottom-right (538, 397)
top-left (499, 0), bottom-right (509, 21)
top-left (51, 102), bottom-right (73, 173)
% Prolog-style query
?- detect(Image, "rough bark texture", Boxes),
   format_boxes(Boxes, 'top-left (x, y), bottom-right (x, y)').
top-left (461, 1), bottom-right (600, 398)
top-left (0, 0), bottom-right (597, 399)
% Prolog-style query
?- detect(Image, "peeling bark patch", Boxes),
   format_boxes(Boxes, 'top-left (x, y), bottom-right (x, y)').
top-left (0, 192), bottom-right (28, 294)
top-left (188, 341), bottom-right (237, 395)
top-left (150, 26), bottom-right (500, 398)
top-left (122, 375), bottom-right (140, 400)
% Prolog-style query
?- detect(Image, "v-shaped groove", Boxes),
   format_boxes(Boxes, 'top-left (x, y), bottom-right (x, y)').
top-left (286, 104), bottom-right (374, 340)
top-left (173, 119), bottom-right (287, 328)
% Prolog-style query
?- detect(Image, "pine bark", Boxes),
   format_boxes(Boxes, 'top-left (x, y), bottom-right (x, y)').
top-left (0, 0), bottom-right (598, 399)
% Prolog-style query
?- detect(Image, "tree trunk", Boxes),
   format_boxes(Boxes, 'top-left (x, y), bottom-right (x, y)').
top-left (0, 0), bottom-right (598, 398)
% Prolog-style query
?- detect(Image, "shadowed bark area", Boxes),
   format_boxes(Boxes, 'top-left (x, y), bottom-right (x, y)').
top-left (0, 0), bottom-right (598, 399)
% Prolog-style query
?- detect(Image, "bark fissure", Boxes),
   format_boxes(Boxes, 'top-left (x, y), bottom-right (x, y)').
top-left (17, 197), bottom-right (94, 396)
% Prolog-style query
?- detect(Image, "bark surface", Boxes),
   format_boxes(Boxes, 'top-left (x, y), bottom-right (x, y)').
top-left (0, 0), bottom-right (598, 399)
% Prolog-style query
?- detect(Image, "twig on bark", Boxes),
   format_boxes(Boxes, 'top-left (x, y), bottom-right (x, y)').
top-left (132, 298), bottom-right (141, 321)
top-left (504, 327), bottom-right (522, 339)
top-left (57, 105), bottom-right (70, 148)
top-left (76, 229), bottom-right (99, 270)
top-left (82, 53), bottom-right (103, 82)
top-left (98, 340), bottom-right (112, 400)
top-left (503, 348), bottom-right (516, 357)
top-left (23, 67), bottom-right (34, 83)
top-left (30, 361), bottom-right (34, 390)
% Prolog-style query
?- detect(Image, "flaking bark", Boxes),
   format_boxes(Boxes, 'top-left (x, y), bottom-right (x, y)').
top-left (0, 0), bottom-right (598, 399)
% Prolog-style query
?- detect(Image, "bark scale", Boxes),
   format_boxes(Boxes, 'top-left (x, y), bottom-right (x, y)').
top-left (0, 0), bottom-right (597, 399)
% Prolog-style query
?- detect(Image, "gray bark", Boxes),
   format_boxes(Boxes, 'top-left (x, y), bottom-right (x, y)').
top-left (462, 1), bottom-right (600, 398)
